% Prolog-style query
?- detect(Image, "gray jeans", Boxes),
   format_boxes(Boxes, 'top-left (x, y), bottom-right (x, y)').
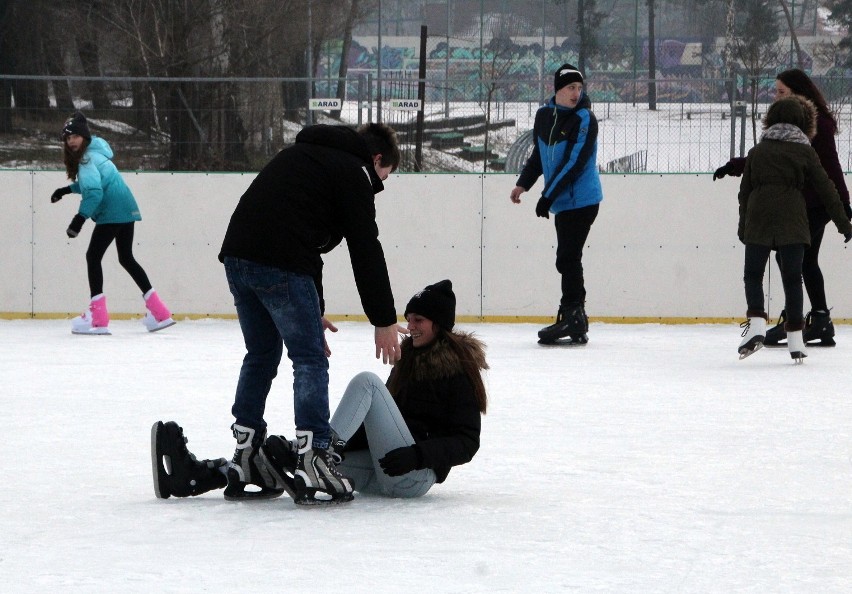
top-left (331, 371), bottom-right (436, 498)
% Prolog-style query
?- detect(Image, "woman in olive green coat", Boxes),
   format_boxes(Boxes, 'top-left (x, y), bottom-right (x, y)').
top-left (737, 95), bottom-right (852, 362)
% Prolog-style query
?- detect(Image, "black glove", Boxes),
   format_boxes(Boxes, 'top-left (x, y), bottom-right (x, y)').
top-left (66, 214), bottom-right (85, 238)
top-left (379, 445), bottom-right (422, 477)
top-left (844, 202), bottom-right (852, 221)
top-left (51, 186), bottom-right (72, 203)
top-left (535, 196), bottom-right (553, 219)
top-left (712, 162), bottom-right (733, 181)
top-left (845, 231), bottom-right (851, 244)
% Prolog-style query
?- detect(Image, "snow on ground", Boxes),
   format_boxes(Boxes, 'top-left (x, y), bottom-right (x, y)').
top-left (2, 318), bottom-right (851, 593)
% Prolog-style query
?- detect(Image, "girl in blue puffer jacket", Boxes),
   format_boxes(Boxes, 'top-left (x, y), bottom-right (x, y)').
top-left (52, 111), bottom-right (174, 335)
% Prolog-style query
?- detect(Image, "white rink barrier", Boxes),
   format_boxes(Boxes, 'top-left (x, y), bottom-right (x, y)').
top-left (3, 170), bottom-right (851, 322)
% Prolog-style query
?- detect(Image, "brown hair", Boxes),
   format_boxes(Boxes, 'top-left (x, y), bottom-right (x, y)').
top-left (776, 69), bottom-right (837, 131)
top-left (357, 123), bottom-right (401, 172)
top-left (62, 137), bottom-right (91, 180)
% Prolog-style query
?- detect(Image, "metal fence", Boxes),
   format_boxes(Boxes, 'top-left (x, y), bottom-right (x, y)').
top-left (1, 74), bottom-right (850, 174)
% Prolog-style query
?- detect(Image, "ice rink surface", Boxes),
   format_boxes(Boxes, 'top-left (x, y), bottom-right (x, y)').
top-left (2, 318), bottom-right (851, 593)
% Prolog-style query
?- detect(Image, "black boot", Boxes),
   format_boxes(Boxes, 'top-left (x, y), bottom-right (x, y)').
top-left (291, 430), bottom-right (354, 505)
top-left (763, 310), bottom-right (787, 346)
top-left (538, 304), bottom-right (589, 345)
top-left (224, 424), bottom-right (287, 500)
top-left (803, 310), bottom-right (835, 346)
top-left (151, 421), bottom-right (228, 499)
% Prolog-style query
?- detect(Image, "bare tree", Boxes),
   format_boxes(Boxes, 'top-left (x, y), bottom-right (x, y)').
top-left (825, 0), bottom-right (852, 66)
top-left (647, 0), bottom-right (657, 110)
top-left (730, 0), bottom-right (783, 143)
top-left (576, 0), bottom-right (606, 73)
top-left (778, 0), bottom-right (805, 68)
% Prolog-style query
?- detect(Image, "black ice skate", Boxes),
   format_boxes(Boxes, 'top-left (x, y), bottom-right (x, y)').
top-left (762, 310), bottom-right (787, 346)
top-left (803, 310), bottom-right (835, 347)
top-left (538, 304), bottom-right (589, 346)
top-left (224, 424), bottom-right (287, 501)
top-left (291, 430), bottom-right (354, 505)
top-left (260, 434), bottom-right (298, 499)
top-left (151, 420), bottom-right (228, 499)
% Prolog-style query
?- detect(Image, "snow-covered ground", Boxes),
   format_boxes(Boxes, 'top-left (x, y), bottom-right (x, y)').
top-left (4, 97), bottom-right (851, 173)
top-left (2, 318), bottom-right (851, 593)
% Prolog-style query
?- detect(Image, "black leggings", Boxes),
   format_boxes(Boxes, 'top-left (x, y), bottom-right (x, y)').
top-left (790, 207), bottom-right (830, 312)
top-left (744, 243), bottom-right (805, 326)
top-left (86, 222), bottom-right (152, 297)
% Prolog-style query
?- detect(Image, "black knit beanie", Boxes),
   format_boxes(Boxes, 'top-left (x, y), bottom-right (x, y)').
top-left (404, 280), bottom-right (456, 331)
top-left (61, 111), bottom-right (91, 140)
top-left (554, 63), bottom-right (584, 92)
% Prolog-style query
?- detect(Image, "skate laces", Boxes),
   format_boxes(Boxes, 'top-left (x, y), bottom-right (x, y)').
top-left (739, 320), bottom-right (751, 337)
top-left (316, 449), bottom-right (346, 478)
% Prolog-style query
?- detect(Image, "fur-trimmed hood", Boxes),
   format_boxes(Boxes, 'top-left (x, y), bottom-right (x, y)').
top-left (763, 95), bottom-right (817, 139)
top-left (402, 331), bottom-right (488, 382)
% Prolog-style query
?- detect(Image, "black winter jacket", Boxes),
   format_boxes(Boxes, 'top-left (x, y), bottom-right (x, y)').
top-left (348, 332), bottom-right (487, 483)
top-left (219, 125), bottom-right (396, 326)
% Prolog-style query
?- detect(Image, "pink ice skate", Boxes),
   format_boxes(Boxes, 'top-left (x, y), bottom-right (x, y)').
top-left (142, 289), bottom-right (176, 332)
top-left (71, 294), bottom-right (111, 335)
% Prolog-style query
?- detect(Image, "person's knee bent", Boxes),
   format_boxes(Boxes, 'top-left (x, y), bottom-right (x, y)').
top-left (351, 370), bottom-right (384, 388)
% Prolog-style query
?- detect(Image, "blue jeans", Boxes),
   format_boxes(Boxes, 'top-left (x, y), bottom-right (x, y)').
top-left (224, 257), bottom-right (331, 449)
top-left (331, 371), bottom-right (436, 498)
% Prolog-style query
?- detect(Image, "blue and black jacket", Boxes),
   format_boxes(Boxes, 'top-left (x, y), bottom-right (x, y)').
top-left (516, 93), bottom-right (603, 214)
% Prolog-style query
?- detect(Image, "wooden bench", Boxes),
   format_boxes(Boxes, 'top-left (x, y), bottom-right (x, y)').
top-left (430, 132), bottom-right (465, 149)
top-left (459, 145), bottom-right (497, 162)
top-left (488, 157), bottom-right (506, 171)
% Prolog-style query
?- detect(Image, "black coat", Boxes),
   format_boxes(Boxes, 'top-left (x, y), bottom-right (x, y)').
top-left (218, 125), bottom-right (396, 327)
top-left (348, 332), bottom-right (487, 483)
top-left (727, 112), bottom-right (850, 211)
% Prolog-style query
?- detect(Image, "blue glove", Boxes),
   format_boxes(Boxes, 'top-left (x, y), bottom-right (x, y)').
top-left (66, 214), bottom-right (85, 238)
top-left (535, 196), bottom-right (553, 219)
top-left (379, 445), bottom-right (423, 477)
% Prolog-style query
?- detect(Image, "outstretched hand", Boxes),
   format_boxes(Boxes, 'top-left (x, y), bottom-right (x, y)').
top-left (375, 323), bottom-right (404, 364)
top-left (51, 186), bottom-right (72, 203)
top-left (321, 317), bottom-right (338, 357)
top-left (712, 163), bottom-right (733, 181)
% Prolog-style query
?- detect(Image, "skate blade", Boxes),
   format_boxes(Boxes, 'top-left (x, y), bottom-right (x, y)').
top-left (294, 490), bottom-right (355, 506)
top-left (805, 339), bottom-right (835, 347)
top-left (151, 421), bottom-right (170, 499)
top-left (144, 317), bottom-right (176, 332)
top-left (292, 476), bottom-right (354, 506)
top-left (538, 334), bottom-right (588, 347)
top-left (72, 327), bottom-right (111, 335)
top-left (223, 486), bottom-right (285, 501)
top-left (738, 342), bottom-right (764, 359)
top-left (223, 468), bottom-right (285, 501)
top-left (790, 352), bottom-right (807, 364)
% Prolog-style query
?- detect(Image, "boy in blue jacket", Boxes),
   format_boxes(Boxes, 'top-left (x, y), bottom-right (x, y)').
top-left (510, 64), bottom-right (603, 345)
